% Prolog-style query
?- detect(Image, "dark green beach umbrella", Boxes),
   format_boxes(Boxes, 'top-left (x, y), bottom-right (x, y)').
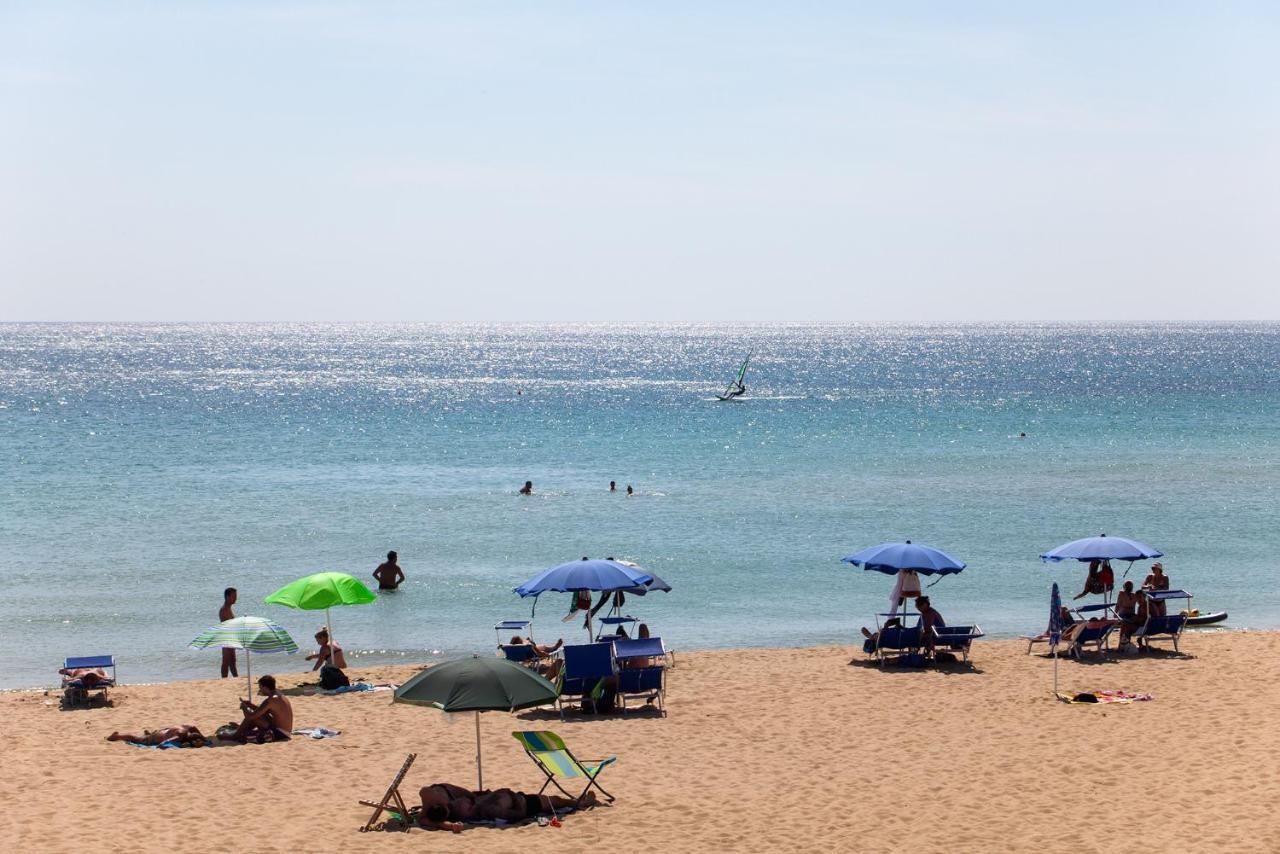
top-left (393, 656), bottom-right (559, 789)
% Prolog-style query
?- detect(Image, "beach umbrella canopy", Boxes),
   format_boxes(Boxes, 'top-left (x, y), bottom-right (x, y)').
top-left (841, 541), bottom-right (967, 576)
top-left (1039, 534), bottom-right (1162, 563)
top-left (264, 571), bottom-right (376, 657)
top-left (614, 560), bottom-right (672, 596)
top-left (189, 616), bottom-right (298, 696)
top-left (515, 558), bottom-right (654, 597)
top-left (393, 656), bottom-right (559, 789)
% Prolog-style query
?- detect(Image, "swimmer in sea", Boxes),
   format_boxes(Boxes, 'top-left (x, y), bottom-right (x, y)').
top-left (626, 484), bottom-right (633, 496)
top-left (519, 480), bottom-right (533, 495)
top-left (609, 480), bottom-right (616, 492)
top-left (372, 550), bottom-right (404, 591)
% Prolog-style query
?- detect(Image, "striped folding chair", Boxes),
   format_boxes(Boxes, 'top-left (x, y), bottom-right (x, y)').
top-left (512, 730), bottom-right (617, 804)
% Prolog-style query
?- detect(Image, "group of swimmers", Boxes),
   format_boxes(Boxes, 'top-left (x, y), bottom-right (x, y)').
top-left (518, 480), bottom-right (634, 495)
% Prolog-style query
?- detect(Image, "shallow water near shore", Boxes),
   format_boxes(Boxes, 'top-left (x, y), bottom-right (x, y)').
top-left (0, 322), bottom-right (1276, 689)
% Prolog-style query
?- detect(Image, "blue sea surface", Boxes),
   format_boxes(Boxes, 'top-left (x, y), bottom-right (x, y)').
top-left (0, 323), bottom-right (1276, 689)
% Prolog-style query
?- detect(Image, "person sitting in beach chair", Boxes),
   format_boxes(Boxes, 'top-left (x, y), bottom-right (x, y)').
top-left (1023, 606), bottom-right (1076, 654)
top-left (1143, 562), bottom-right (1170, 616)
top-left (417, 782), bottom-right (596, 832)
top-left (504, 635), bottom-right (565, 680)
top-left (233, 675), bottom-right (293, 743)
top-left (859, 618), bottom-right (903, 654)
top-left (915, 596), bottom-right (946, 656)
top-left (106, 724), bottom-right (207, 747)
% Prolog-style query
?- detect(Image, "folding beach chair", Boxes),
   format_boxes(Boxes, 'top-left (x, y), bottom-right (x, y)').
top-left (933, 625), bottom-right (984, 663)
top-left (1059, 621), bottom-right (1116, 659)
top-left (558, 642), bottom-right (617, 718)
top-left (867, 616), bottom-right (923, 667)
top-left (358, 753), bottom-right (417, 832)
top-left (613, 637), bottom-right (668, 715)
top-left (1136, 590), bottom-right (1192, 653)
top-left (595, 615), bottom-right (638, 641)
top-left (499, 643), bottom-right (538, 664)
top-left (512, 730), bottom-right (616, 804)
top-left (61, 655), bottom-right (116, 707)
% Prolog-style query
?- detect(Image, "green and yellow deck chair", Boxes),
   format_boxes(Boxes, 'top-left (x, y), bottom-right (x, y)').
top-left (512, 730), bottom-right (617, 804)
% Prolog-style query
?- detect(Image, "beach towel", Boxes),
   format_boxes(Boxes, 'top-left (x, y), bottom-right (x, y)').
top-left (1057, 690), bottom-right (1154, 705)
top-left (125, 739), bottom-right (214, 749)
top-left (318, 681), bottom-right (397, 695)
top-left (375, 805), bottom-right (576, 832)
top-left (292, 727), bottom-right (341, 739)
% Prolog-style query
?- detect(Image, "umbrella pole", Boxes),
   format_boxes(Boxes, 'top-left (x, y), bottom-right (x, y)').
top-left (475, 710), bottom-right (483, 790)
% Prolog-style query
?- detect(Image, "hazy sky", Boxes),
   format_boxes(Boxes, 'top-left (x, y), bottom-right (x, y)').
top-left (3, 2), bottom-right (1278, 321)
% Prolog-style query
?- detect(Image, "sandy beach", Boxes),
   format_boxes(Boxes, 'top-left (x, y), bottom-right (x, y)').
top-left (3, 631), bottom-right (1277, 853)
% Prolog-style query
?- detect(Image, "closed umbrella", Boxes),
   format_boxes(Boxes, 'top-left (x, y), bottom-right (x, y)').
top-left (189, 616), bottom-right (298, 697)
top-left (264, 572), bottom-right (376, 663)
top-left (1049, 583), bottom-right (1064, 698)
top-left (392, 656), bottom-right (559, 789)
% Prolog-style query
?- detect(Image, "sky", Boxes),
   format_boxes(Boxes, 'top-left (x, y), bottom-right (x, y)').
top-left (2, 2), bottom-right (1278, 321)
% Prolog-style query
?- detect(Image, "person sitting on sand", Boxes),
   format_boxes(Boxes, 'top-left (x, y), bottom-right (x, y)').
top-left (107, 724), bottom-right (207, 747)
top-left (372, 550), bottom-right (405, 591)
top-left (307, 628), bottom-right (347, 671)
top-left (418, 783), bottom-right (595, 832)
top-left (1143, 562), bottom-right (1169, 616)
top-left (233, 675), bottom-right (293, 743)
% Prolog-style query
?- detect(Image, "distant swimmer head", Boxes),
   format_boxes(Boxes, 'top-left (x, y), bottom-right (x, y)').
top-left (1018, 432), bottom-right (1027, 438)
top-left (626, 485), bottom-right (633, 495)
top-left (609, 481), bottom-right (616, 491)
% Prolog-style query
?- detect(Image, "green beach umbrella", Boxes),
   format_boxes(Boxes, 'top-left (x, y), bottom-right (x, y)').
top-left (189, 615), bottom-right (298, 697)
top-left (393, 656), bottom-right (559, 789)
top-left (263, 571), bottom-right (376, 662)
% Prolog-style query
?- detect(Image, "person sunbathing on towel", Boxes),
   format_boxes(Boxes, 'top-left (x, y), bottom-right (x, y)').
top-left (418, 783), bottom-right (594, 832)
top-left (107, 725), bottom-right (206, 747)
top-left (59, 667), bottom-right (112, 688)
top-left (233, 675), bottom-right (293, 743)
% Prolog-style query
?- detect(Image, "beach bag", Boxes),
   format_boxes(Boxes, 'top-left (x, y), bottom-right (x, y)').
top-left (320, 664), bottom-right (350, 690)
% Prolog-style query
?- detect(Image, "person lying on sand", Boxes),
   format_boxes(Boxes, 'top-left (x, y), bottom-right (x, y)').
top-left (233, 675), bottom-right (293, 743)
top-left (418, 783), bottom-right (596, 832)
top-left (107, 725), bottom-right (206, 747)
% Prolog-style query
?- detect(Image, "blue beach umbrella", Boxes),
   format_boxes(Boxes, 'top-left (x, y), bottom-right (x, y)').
top-left (515, 558), bottom-right (654, 637)
top-left (515, 558), bottom-right (654, 597)
top-left (841, 541), bottom-right (967, 575)
top-left (1039, 534), bottom-right (1162, 564)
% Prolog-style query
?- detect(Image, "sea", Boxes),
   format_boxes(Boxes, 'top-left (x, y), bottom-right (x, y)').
top-left (1, 322), bottom-right (1276, 689)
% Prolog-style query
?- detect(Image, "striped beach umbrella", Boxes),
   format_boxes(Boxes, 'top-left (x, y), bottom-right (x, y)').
top-left (190, 616), bottom-right (299, 696)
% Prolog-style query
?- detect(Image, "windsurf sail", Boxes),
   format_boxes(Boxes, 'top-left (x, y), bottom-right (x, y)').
top-left (717, 351), bottom-right (751, 400)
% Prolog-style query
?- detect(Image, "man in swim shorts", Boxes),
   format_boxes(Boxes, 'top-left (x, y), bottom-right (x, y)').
top-left (233, 675), bottom-right (293, 743)
top-left (372, 551), bottom-right (405, 591)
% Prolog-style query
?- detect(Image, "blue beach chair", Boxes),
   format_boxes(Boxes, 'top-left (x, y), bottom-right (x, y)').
top-left (61, 655), bottom-right (116, 707)
top-left (1058, 608), bottom-right (1117, 659)
top-left (1136, 590), bottom-right (1192, 653)
top-left (865, 614), bottom-right (924, 667)
top-left (595, 615), bottom-right (638, 641)
top-left (933, 625), bottom-right (984, 663)
top-left (558, 642), bottom-right (617, 718)
top-left (499, 643), bottom-right (538, 664)
top-left (612, 637), bottom-right (668, 716)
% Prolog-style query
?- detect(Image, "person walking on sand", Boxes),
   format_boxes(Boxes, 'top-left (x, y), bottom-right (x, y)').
top-left (220, 587), bottom-right (238, 678)
top-left (372, 550), bottom-right (404, 591)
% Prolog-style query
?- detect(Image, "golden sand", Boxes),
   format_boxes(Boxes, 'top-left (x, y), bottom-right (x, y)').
top-left (4, 632), bottom-right (1277, 853)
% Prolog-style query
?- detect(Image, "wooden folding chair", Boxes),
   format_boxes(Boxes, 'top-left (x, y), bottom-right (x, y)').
top-left (358, 753), bottom-right (417, 831)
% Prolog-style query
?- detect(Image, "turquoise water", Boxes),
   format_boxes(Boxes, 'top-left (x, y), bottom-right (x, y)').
top-left (1, 322), bottom-right (1276, 689)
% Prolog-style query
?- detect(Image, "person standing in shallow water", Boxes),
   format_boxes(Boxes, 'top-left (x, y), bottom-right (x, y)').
top-left (372, 550), bottom-right (404, 591)
top-left (220, 587), bottom-right (238, 678)
top-left (609, 481), bottom-right (616, 492)
top-left (519, 480), bottom-right (533, 495)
